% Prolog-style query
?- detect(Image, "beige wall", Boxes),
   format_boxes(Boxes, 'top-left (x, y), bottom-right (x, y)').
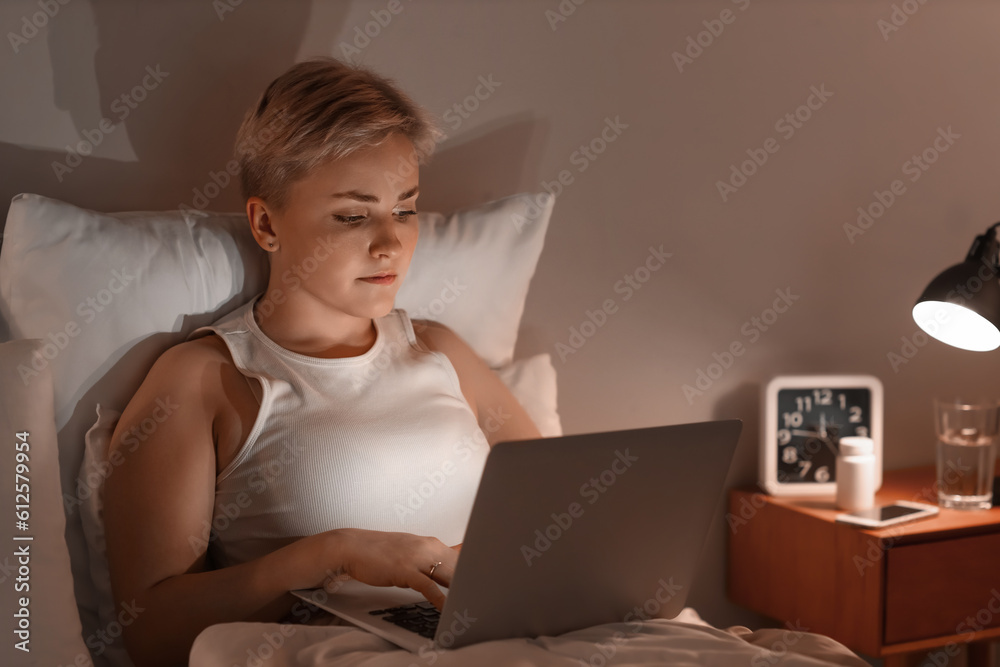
top-left (3, 0), bottom-right (999, 638)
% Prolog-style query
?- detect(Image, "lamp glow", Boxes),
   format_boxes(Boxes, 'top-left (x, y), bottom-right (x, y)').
top-left (912, 300), bottom-right (1000, 352)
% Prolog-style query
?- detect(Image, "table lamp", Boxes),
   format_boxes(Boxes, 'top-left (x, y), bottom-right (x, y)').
top-left (912, 222), bottom-right (1000, 351)
top-left (913, 224), bottom-right (1000, 506)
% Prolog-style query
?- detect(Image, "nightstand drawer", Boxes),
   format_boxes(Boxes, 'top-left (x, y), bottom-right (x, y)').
top-left (885, 531), bottom-right (1000, 644)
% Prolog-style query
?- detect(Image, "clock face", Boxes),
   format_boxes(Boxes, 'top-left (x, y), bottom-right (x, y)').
top-left (775, 387), bottom-right (872, 485)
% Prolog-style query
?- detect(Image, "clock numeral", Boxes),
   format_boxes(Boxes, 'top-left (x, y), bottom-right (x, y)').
top-left (814, 466), bottom-right (830, 483)
top-left (782, 411), bottom-right (803, 428)
top-left (777, 429), bottom-right (791, 445)
top-left (813, 389), bottom-right (832, 406)
top-left (849, 406), bottom-right (862, 423)
top-left (795, 396), bottom-right (812, 413)
top-left (839, 393), bottom-right (846, 410)
top-left (782, 446), bottom-right (798, 464)
top-left (798, 460), bottom-right (812, 478)
top-left (855, 425), bottom-right (868, 438)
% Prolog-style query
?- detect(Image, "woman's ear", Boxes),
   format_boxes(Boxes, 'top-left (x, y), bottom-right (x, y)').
top-left (247, 196), bottom-right (279, 251)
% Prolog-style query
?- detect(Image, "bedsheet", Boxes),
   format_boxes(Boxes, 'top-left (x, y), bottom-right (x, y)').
top-left (189, 608), bottom-right (871, 667)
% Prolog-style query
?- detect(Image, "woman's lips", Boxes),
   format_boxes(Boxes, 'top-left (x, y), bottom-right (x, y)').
top-left (359, 274), bottom-right (396, 285)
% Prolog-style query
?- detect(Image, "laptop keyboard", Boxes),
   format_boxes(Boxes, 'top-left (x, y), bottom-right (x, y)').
top-left (369, 600), bottom-right (440, 639)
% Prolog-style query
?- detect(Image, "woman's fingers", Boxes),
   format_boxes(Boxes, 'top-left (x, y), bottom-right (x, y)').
top-left (411, 574), bottom-right (448, 611)
top-left (425, 551), bottom-right (459, 587)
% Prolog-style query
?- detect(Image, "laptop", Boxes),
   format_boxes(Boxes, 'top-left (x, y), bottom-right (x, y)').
top-left (290, 418), bottom-right (742, 653)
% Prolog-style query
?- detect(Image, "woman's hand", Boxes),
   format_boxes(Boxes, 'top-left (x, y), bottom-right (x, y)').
top-left (335, 528), bottom-right (459, 610)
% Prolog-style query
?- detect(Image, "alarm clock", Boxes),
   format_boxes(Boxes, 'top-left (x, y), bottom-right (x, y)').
top-left (759, 374), bottom-right (883, 496)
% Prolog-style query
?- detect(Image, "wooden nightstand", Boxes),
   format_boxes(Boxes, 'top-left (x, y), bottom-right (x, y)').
top-left (727, 464), bottom-right (1000, 666)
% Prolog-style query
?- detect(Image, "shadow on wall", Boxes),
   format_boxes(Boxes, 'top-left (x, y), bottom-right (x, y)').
top-left (0, 0), bottom-right (548, 235)
top-left (1, 2), bottom-right (550, 658)
top-left (1, 0), bottom-right (318, 659)
top-left (0, 0), bottom-right (319, 221)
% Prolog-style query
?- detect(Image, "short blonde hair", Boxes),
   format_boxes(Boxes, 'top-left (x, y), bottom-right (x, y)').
top-left (234, 57), bottom-right (442, 213)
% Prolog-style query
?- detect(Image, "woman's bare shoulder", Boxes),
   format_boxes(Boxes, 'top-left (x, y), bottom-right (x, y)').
top-left (410, 318), bottom-right (460, 352)
top-left (153, 334), bottom-right (241, 386)
top-left (167, 332), bottom-right (235, 365)
top-left (113, 335), bottom-right (237, 441)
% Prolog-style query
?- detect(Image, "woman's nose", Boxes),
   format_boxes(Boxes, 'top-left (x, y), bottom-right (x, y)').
top-left (369, 215), bottom-right (402, 258)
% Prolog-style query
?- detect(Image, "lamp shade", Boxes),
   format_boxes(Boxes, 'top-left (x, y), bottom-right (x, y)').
top-left (912, 260), bottom-right (1000, 352)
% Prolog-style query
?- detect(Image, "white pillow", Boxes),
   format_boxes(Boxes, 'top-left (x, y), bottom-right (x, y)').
top-left (494, 353), bottom-right (562, 438)
top-left (0, 192), bottom-right (553, 433)
top-left (0, 339), bottom-right (90, 666)
top-left (0, 191), bottom-right (554, 663)
top-left (396, 193), bottom-right (554, 368)
top-left (79, 403), bottom-right (136, 667)
top-left (78, 353), bottom-right (560, 667)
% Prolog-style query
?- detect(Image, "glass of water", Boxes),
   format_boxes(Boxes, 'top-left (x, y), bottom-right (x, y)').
top-left (934, 398), bottom-right (999, 510)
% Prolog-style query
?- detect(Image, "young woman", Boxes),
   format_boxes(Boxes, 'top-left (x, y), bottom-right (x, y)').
top-left (102, 57), bottom-right (542, 667)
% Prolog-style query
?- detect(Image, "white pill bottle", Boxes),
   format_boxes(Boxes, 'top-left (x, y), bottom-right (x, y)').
top-left (836, 436), bottom-right (877, 512)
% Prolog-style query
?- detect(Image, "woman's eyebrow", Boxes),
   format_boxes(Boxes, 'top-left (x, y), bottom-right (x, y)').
top-left (330, 186), bottom-right (419, 203)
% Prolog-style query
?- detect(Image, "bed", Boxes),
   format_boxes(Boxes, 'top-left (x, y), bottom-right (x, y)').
top-left (0, 191), bottom-right (868, 666)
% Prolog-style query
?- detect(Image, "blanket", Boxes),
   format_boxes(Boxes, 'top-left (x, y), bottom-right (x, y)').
top-left (189, 608), bottom-right (870, 666)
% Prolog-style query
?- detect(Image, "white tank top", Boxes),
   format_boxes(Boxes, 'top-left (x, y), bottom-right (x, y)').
top-left (185, 293), bottom-right (490, 569)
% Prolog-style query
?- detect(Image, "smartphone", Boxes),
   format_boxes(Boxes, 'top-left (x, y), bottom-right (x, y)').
top-left (834, 500), bottom-right (939, 528)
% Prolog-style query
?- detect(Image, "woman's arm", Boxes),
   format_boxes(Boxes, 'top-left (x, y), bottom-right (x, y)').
top-left (103, 340), bottom-right (455, 667)
top-left (413, 319), bottom-right (543, 446)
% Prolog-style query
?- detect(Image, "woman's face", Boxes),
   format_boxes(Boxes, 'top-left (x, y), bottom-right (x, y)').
top-left (261, 132), bottom-right (420, 321)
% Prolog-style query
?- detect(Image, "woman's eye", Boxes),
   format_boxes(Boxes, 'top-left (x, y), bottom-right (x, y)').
top-left (395, 210), bottom-right (417, 220)
top-left (334, 215), bottom-right (365, 225)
